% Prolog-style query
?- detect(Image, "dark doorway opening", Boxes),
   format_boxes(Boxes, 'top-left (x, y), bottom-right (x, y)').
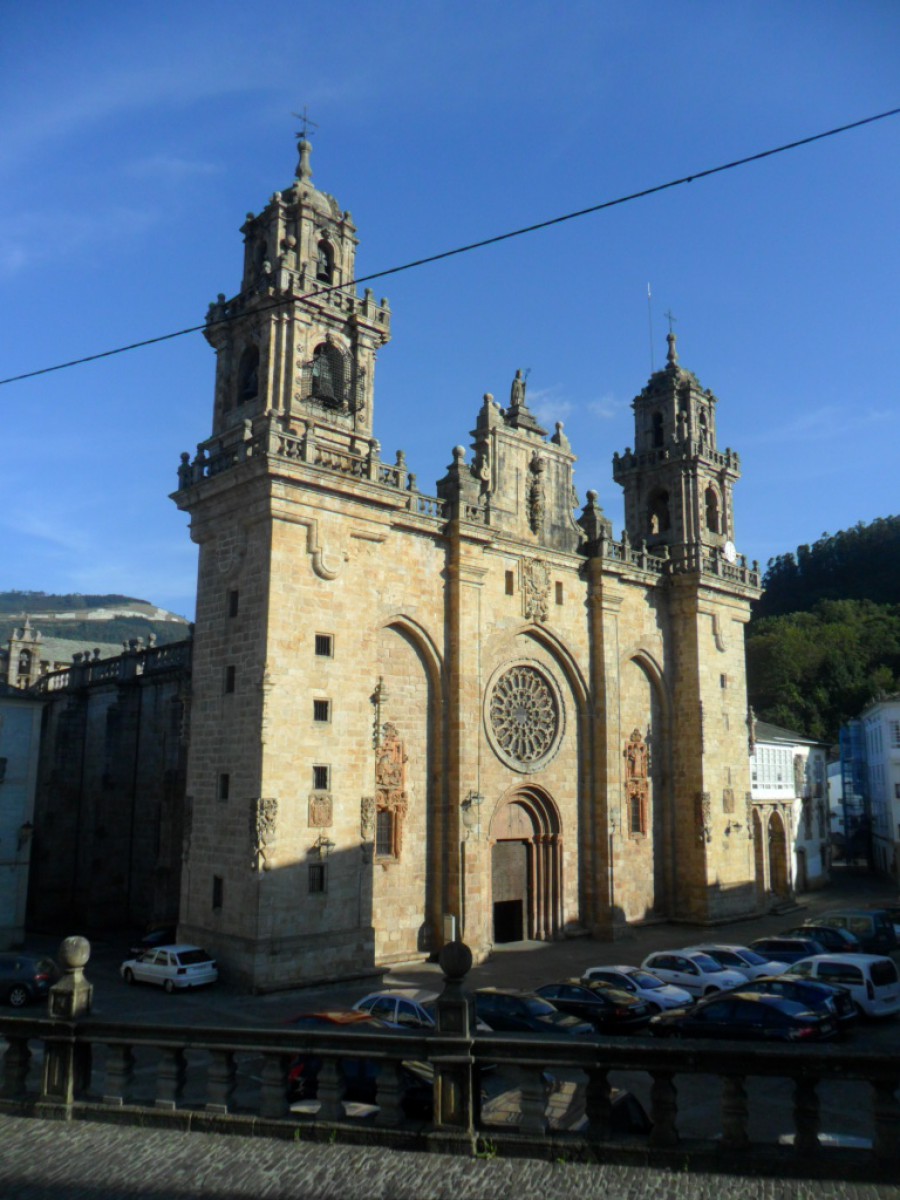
top-left (493, 899), bottom-right (524, 943)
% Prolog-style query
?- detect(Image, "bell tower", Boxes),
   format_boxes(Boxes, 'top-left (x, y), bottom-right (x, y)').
top-left (613, 332), bottom-right (741, 570)
top-left (204, 134), bottom-right (390, 448)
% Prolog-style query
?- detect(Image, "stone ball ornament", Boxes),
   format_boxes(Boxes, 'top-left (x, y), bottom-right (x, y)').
top-left (485, 660), bottom-right (564, 773)
top-left (438, 940), bottom-right (473, 980)
top-left (59, 935), bottom-right (91, 971)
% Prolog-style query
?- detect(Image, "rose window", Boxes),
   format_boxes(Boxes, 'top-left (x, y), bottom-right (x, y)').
top-left (488, 665), bottom-right (561, 770)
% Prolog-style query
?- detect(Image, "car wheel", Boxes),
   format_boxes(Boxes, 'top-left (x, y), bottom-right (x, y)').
top-left (704, 986), bottom-right (719, 996)
top-left (163, 979), bottom-right (175, 994)
top-left (8, 985), bottom-right (29, 1008)
top-left (124, 968), bottom-right (135, 985)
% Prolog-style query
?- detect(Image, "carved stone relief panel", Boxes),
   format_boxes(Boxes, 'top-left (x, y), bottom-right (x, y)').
top-left (624, 728), bottom-right (649, 836)
top-left (250, 797), bottom-right (278, 871)
top-left (521, 558), bottom-right (550, 622)
top-left (308, 794), bottom-right (333, 828)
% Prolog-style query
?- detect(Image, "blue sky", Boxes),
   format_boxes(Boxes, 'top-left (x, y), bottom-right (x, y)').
top-left (2, 1), bottom-right (898, 619)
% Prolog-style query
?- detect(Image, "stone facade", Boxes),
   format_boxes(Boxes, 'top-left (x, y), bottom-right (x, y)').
top-left (172, 138), bottom-right (762, 989)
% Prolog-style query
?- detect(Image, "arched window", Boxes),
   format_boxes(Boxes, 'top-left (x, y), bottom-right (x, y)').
top-left (651, 412), bottom-right (664, 448)
top-left (705, 486), bottom-right (720, 533)
top-left (311, 341), bottom-right (345, 406)
top-left (648, 490), bottom-right (670, 536)
top-left (316, 240), bottom-right (334, 284)
top-left (237, 346), bottom-right (260, 404)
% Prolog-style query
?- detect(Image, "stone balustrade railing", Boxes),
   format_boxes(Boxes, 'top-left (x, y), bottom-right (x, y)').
top-left (1, 940), bottom-right (898, 1180)
top-left (29, 640), bottom-right (192, 697)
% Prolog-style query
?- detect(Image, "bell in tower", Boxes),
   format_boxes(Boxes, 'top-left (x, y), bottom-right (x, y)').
top-left (612, 333), bottom-right (742, 571)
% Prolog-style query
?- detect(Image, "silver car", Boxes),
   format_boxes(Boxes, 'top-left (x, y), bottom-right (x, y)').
top-left (120, 944), bottom-right (218, 993)
top-left (683, 943), bottom-right (790, 981)
top-left (641, 950), bottom-right (746, 997)
top-left (581, 964), bottom-right (693, 1012)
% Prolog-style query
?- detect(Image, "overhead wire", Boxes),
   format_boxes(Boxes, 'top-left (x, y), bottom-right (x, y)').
top-left (1, 104), bottom-right (898, 389)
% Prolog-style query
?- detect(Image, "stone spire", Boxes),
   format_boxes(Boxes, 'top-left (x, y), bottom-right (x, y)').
top-left (296, 136), bottom-right (313, 183)
top-left (666, 330), bottom-right (678, 368)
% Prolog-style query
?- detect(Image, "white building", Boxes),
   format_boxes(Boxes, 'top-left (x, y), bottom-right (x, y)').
top-left (0, 683), bottom-right (43, 947)
top-left (750, 719), bottom-right (830, 897)
top-left (860, 694), bottom-right (900, 881)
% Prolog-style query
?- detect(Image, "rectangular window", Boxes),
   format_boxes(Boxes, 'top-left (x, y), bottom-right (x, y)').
top-left (555, 581), bottom-right (563, 605)
top-left (308, 863), bottom-right (327, 894)
top-left (218, 773), bottom-right (230, 801)
top-left (313, 699), bottom-right (331, 723)
top-left (315, 633), bottom-right (333, 658)
top-left (224, 665), bottom-right (236, 693)
top-left (376, 809), bottom-right (395, 858)
top-left (212, 875), bottom-right (223, 910)
top-left (313, 764), bottom-right (330, 791)
top-left (228, 589), bottom-right (239, 618)
top-left (720, 674), bottom-right (728, 689)
top-left (505, 570), bottom-right (514, 596)
top-left (890, 721), bottom-right (900, 749)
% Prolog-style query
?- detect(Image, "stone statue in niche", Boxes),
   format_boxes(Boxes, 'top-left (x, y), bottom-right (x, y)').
top-left (624, 728), bottom-right (649, 835)
top-left (360, 796), bottom-right (376, 841)
top-left (375, 724), bottom-right (409, 854)
top-left (250, 797), bottom-right (278, 871)
top-left (522, 557), bottom-right (550, 622)
top-left (308, 794), bottom-right (333, 828)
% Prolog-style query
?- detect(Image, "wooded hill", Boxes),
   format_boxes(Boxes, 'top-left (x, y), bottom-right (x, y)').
top-left (746, 517), bottom-right (900, 742)
top-left (0, 591), bottom-right (190, 649)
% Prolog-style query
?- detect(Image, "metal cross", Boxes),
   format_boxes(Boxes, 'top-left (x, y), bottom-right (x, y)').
top-left (291, 107), bottom-right (319, 139)
top-left (664, 309), bottom-right (678, 335)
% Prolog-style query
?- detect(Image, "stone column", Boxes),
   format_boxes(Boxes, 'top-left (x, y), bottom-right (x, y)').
top-left (40, 936), bottom-right (93, 1109)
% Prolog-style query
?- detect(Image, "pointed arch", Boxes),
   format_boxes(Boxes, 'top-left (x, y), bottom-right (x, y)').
top-left (515, 622), bottom-right (590, 711)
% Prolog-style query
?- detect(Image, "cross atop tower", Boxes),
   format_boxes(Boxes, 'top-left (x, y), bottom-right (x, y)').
top-left (291, 106), bottom-right (318, 140)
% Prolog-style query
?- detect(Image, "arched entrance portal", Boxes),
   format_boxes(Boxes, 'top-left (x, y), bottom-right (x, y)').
top-left (768, 811), bottom-right (790, 898)
top-left (490, 790), bottom-right (562, 943)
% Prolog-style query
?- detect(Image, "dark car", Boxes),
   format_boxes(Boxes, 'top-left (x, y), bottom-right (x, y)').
top-left (817, 910), bottom-right (898, 955)
top-left (749, 936), bottom-right (826, 964)
top-left (649, 991), bottom-right (839, 1042)
top-left (744, 974), bottom-right (857, 1030)
top-left (782, 925), bottom-right (863, 954)
top-left (535, 980), bottom-right (652, 1033)
top-left (0, 953), bottom-right (60, 1007)
top-left (129, 925), bottom-right (178, 957)
top-left (285, 1010), bottom-right (433, 1118)
top-left (474, 988), bottom-right (594, 1037)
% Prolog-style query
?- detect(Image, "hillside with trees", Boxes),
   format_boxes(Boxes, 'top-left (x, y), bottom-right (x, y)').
top-left (0, 591), bottom-right (190, 649)
top-left (746, 517), bottom-right (900, 742)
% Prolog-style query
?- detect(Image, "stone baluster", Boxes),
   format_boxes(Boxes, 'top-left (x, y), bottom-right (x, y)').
top-left (102, 1043), bottom-right (136, 1106)
top-left (205, 1049), bottom-right (237, 1113)
top-left (584, 1066), bottom-right (612, 1140)
top-left (649, 1070), bottom-right (678, 1148)
top-left (155, 1046), bottom-right (187, 1110)
top-left (720, 1074), bottom-right (749, 1149)
top-left (431, 942), bottom-right (477, 1146)
top-left (374, 1059), bottom-right (405, 1127)
top-left (41, 936), bottom-right (93, 1107)
top-left (872, 1078), bottom-right (900, 1163)
top-left (2, 1035), bottom-right (31, 1098)
top-left (515, 1064), bottom-right (548, 1135)
top-left (316, 1056), bottom-right (344, 1122)
top-left (791, 1075), bottom-right (820, 1153)
top-left (258, 1054), bottom-right (289, 1119)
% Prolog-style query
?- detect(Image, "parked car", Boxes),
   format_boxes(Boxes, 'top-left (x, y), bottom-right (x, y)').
top-left (784, 955), bottom-right (900, 1018)
top-left (782, 924), bottom-right (863, 954)
top-left (285, 1010), bottom-right (433, 1118)
top-left (816, 910), bottom-right (898, 956)
top-left (535, 980), bottom-right (652, 1033)
top-left (746, 975), bottom-right (858, 1031)
top-left (649, 990), bottom-right (839, 1042)
top-left (748, 936), bottom-right (826, 964)
top-left (353, 990), bottom-right (436, 1029)
top-left (865, 903), bottom-right (900, 938)
top-left (473, 988), bottom-right (594, 1037)
top-left (640, 951), bottom-right (745, 997)
top-left (119, 944), bottom-right (218, 992)
top-left (129, 925), bottom-right (178, 957)
top-left (581, 964), bottom-right (693, 1012)
top-left (682, 943), bottom-right (789, 981)
top-left (0, 953), bottom-right (60, 1008)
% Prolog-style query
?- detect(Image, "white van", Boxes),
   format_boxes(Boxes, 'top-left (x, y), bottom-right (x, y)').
top-left (786, 955), bottom-right (900, 1018)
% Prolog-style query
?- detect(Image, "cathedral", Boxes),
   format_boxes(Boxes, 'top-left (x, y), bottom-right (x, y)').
top-left (172, 136), bottom-right (762, 990)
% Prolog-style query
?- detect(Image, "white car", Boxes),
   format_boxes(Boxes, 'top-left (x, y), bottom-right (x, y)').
top-left (641, 950), bottom-right (745, 997)
top-left (353, 989), bottom-right (437, 1029)
top-left (120, 944), bottom-right (218, 993)
top-left (581, 964), bottom-right (693, 1012)
top-left (785, 954), bottom-right (900, 1018)
top-left (683, 944), bottom-right (790, 981)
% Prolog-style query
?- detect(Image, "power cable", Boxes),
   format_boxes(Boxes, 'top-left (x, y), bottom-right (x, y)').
top-left (2, 104), bottom-right (898, 389)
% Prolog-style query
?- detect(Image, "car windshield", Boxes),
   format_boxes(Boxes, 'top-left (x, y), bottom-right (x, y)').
top-left (693, 954), bottom-right (723, 973)
top-left (523, 998), bottom-right (557, 1016)
top-left (176, 949), bottom-right (213, 965)
top-left (630, 972), bottom-right (664, 989)
top-left (740, 950), bottom-right (767, 965)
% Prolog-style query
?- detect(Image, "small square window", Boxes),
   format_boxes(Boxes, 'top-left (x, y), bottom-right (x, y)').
top-left (555, 581), bottom-right (563, 605)
top-left (212, 875), bottom-right (223, 910)
top-left (313, 764), bottom-right (330, 791)
top-left (308, 863), bottom-right (327, 894)
top-left (218, 773), bottom-right (230, 801)
top-left (228, 589), bottom-right (239, 618)
top-left (225, 665), bottom-right (236, 693)
top-left (315, 634), bottom-right (333, 657)
top-left (505, 570), bottom-right (514, 596)
top-left (313, 699), bottom-right (331, 723)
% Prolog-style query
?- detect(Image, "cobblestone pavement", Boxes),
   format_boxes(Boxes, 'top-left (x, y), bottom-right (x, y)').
top-left (2, 1113), bottom-right (899, 1200)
